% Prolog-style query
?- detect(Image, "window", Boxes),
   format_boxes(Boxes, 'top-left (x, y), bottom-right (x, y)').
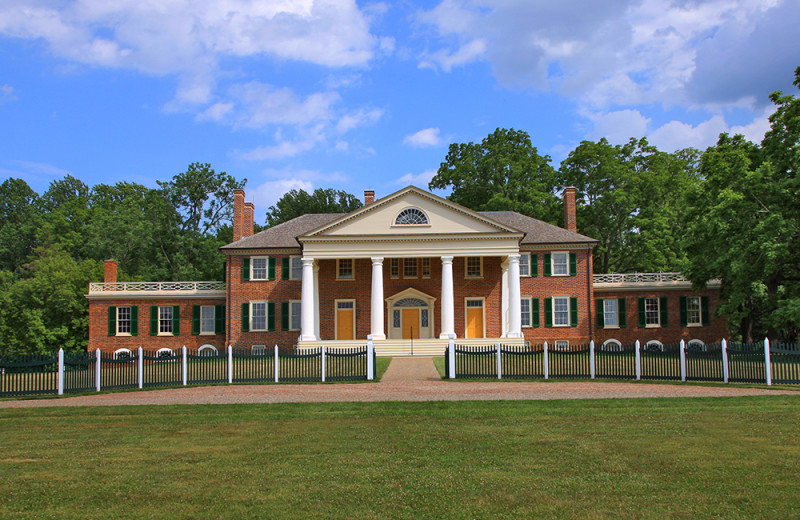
top-left (290, 256), bottom-right (302, 280)
top-left (393, 310), bottom-right (400, 328)
top-left (391, 258), bottom-right (400, 278)
top-left (521, 298), bottom-right (531, 327)
top-left (251, 345), bottom-right (266, 355)
top-left (290, 301), bottom-right (301, 331)
top-left (645, 340), bottom-right (664, 352)
top-left (251, 257), bottom-right (268, 280)
top-left (421, 309), bottom-right (429, 328)
top-left (602, 339), bottom-right (622, 351)
top-left (404, 258), bottom-right (418, 278)
top-left (553, 296), bottom-right (570, 326)
top-left (645, 297), bottom-right (660, 326)
top-left (395, 208), bottom-right (428, 225)
top-left (552, 252), bottom-right (568, 275)
top-left (604, 299), bottom-right (618, 328)
top-left (159, 306), bottom-right (173, 334)
top-left (687, 296), bottom-right (701, 325)
top-left (466, 257), bottom-right (482, 278)
top-left (687, 339), bottom-right (706, 352)
top-left (156, 348), bottom-right (174, 360)
top-left (338, 259), bottom-right (354, 280)
top-left (251, 302), bottom-right (267, 331)
top-left (198, 345), bottom-right (218, 357)
top-left (554, 340), bottom-right (569, 351)
top-left (421, 258), bottom-right (431, 278)
top-left (519, 253), bottom-right (530, 277)
top-left (113, 348), bottom-right (133, 360)
top-left (117, 307), bottom-right (131, 334)
top-left (201, 306), bottom-right (215, 334)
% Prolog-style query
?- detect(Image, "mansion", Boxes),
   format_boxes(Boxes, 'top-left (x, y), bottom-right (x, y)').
top-left (87, 186), bottom-right (726, 356)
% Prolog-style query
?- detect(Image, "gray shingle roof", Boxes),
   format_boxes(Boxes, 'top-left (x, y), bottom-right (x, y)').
top-left (478, 211), bottom-right (597, 244)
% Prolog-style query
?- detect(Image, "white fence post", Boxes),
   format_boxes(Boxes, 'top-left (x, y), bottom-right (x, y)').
top-left (227, 345), bottom-right (233, 384)
top-left (181, 346), bottom-right (187, 386)
top-left (497, 343), bottom-right (502, 379)
top-left (589, 340), bottom-right (595, 379)
top-left (765, 338), bottom-right (772, 386)
top-left (721, 339), bottom-right (729, 384)
top-left (137, 347), bottom-right (143, 389)
top-left (274, 345), bottom-right (280, 383)
top-left (680, 339), bottom-right (686, 382)
top-left (448, 334), bottom-right (456, 379)
top-left (635, 340), bottom-right (641, 381)
top-left (321, 345), bottom-right (326, 383)
top-left (57, 348), bottom-right (64, 396)
top-left (544, 342), bottom-right (549, 380)
top-left (95, 348), bottom-right (101, 392)
top-left (367, 338), bottom-right (375, 381)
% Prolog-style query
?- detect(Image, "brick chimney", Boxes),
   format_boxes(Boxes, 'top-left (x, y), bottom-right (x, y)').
top-left (563, 187), bottom-right (577, 233)
top-left (243, 202), bottom-right (255, 238)
top-left (104, 259), bottom-right (117, 288)
top-left (233, 189), bottom-right (245, 241)
top-left (364, 190), bottom-right (375, 205)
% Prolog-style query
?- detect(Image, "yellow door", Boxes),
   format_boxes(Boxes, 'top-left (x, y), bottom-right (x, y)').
top-left (336, 302), bottom-right (355, 340)
top-left (466, 301), bottom-right (484, 338)
top-left (402, 309), bottom-right (419, 339)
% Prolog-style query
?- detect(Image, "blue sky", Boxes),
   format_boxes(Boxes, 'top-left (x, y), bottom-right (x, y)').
top-left (1, 0), bottom-right (798, 222)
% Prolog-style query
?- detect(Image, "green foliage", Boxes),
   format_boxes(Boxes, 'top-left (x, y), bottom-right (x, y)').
top-left (265, 188), bottom-right (362, 227)
top-left (429, 128), bottom-right (560, 222)
top-left (0, 178), bottom-right (40, 272)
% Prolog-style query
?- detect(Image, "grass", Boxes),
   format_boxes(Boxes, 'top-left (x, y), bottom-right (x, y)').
top-left (1, 396), bottom-right (799, 519)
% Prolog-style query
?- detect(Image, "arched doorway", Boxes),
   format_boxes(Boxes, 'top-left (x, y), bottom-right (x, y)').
top-left (386, 288), bottom-right (436, 340)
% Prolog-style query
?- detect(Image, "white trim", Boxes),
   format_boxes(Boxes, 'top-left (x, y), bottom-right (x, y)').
top-left (336, 258), bottom-right (355, 281)
top-left (554, 340), bottom-right (569, 351)
top-left (519, 252), bottom-right (532, 277)
top-left (393, 206), bottom-right (430, 226)
top-left (403, 258), bottom-right (419, 279)
top-left (116, 306), bottom-right (132, 336)
top-left (250, 256), bottom-right (270, 280)
top-left (250, 300), bottom-right (269, 332)
top-left (464, 297), bottom-right (486, 339)
top-left (198, 344), bottom-right (218, 356)
top-left (645, 340), bottom-right (664, 352)
top-left (200, 305), bottom-right (216, 335)
top-left (158, 305), bottom-right (174, 335)
top-left (551, 296), bottom-right (570, 327)
top-left (600, 340), bottom-right (623, 352)
top-left (603, 298), bottom-right (620, 329)
top-left (288, 256), bottom-right (303, 280)
top-left (602, 339), bottom-right (622, 348)
top-left (288, 300), bottom-right (301, 331)
top-left (520, 296), bottom-right (533, 328)
top-left (335, 299), bottom-right (356, 340)
top-left (686, 296), bottom-right (702, 326)
top-left (465, 256), bottom-right (483, 279)
top-left (251, 344), bottom-right (267, 355)
top-left (644, 297), bottom-right (661, 327)
top-left (551, 251), bottom-right (569, 276)
top-left (113, 348), bottom-right (133, 360)
top-left (155, 348), bottom-right (174, 359)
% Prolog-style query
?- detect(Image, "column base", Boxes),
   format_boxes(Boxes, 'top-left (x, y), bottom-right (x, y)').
top-left (439, 333), bottom-right (456, 339)
top-left (300, 334), bottom-right (318, 341)
top-left (369, 334), bottom-right (386, 341)
top-left (505, 332), bottom-right (523, 339)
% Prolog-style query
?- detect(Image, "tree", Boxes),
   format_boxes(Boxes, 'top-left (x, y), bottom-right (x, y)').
top-left (429, 128), bottom-right (560, 222)
top-left (265, 188), bottom-right (363, 227)
top-left (0, 178), bottom-right (40, 272)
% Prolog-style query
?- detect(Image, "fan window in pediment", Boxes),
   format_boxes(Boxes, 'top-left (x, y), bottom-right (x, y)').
top-left (395, 208), bottom-right (428, 225)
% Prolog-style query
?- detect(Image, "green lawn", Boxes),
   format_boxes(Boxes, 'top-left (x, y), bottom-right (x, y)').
top-left (1, 396), bottom-right (799, 519)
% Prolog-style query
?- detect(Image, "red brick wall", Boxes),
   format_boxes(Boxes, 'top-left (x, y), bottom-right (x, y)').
top-left (593, 288), bottom-right (727, 345)
top-left (88, 298), bottom-right (226, 353)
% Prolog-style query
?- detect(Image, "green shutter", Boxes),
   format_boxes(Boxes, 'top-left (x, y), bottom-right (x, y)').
top-left (701, 296), bottom-right (710, 326)
top-left (543, 253), bottom-right (552, 276)
top-left (222, 261), bottom-right (226, 281)
top-left (596, 299), bottom-right (605, 328)
top-left (150, 306), bottom-right (158, 336)
top-left (544, 298), bottom-right (553, 327)
top-left (570, 297), bottom-right (578, 327)
top-left (215, 305), bottom-right (225, 334)
top-left (192, 305), bottom-right (200, 335)
top-left (268, 257), bottom-right (276, 281)
top-left (267, 302), bottom-right (275, 331)
top-left (660, 296), bottom-right (668, 327)
top-left (281, 302), bottom-right (290, 331)
top-left (619, 298), bottom-right (627, 328)
top-left (282, 257), bottom-right (290, 280)
top-left (242, 257), bottom-right (250, 281)
top-left (131, 306), bottom-right (138, 336)
top-left (531, 298), bottom-right (540, 328)
top-left (241, 302), bottom-right (250, 332)
top-left (172, 305), bottom-right (180, 335)
top-left (569, 253), bottom-right (577, 276)
top-left (108, 306), bottom-right (116, 336)
top-left (531, 254), bottom-right (538, 277)
top-left (638, 298), bottom-right (646, 328)
top-left (679, 296), bottom-right (688, 327)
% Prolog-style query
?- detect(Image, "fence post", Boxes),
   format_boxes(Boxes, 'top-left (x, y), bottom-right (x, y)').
top-left (181, 346), bottom-right (187, 386)
top-left (765, 338), bottom-right (772, 386)
top-left (448, 334), bottom-right (455, 379)
top-left (367, 338), bottom-right (374, 381)
top-left (680, 339), bottom-right (686, 382)
top-left (274, 345), bottom-right (279, 383)
top-left (137, 347), bottom-right (143, 389)
top-left (721, 339), bottom-right (729, 384)
top-left (57, 348), bottom-right (64, 396)
top-left (544, 341), bottom-right (549, 380)
top-left (95, 348), bottom-right (101, 392)
top-left (589, 340), bottom-right (595, 379)
top-left (496, 343), bottom-right (502, 379)
top-left (321, 345), bottom-right (326, 383)
top-left (635, 340), bottom-right (641, 381)
top-left (227, 345), bottom-right (233, 384)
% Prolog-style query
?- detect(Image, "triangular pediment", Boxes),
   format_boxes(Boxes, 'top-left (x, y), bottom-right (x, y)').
top-left (301, 186), bottom-right (520, 238)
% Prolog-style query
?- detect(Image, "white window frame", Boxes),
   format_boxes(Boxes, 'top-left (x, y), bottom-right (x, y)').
top-left (552, 296), bottom-right (570, 327)
top-left (251, 345), bottom-right (267, 355)
top-left (251, 256), bottom-right (269, 280)
top-left (554, 340), bottom-right (570, 351)
top-left (337, 259), bottom-right (354, 281)
top-left (200, 305), bottom-right (215, 335)
top-left (465, 257), bottom-right (483, 279)
top-left (198, 344), bottom-right (218, 357)
top-left (289, 256), bottom-right (303, 280)
top-left (603, 299), bottom-right (619, 328)
top-left (250, 301), bottom-right (268, 332)
top-left (155, 348), bottom-right (174, 360)
top-left (521, 297), bottom-right (533, 328)
top-left (519, 253), bottom-right (531, 277)
top-left (645, 297), bottom-right (660, 327)
top-left (645, 340), bottom-right (664, 352)
top-left (158, 305), bottom-right (174, 335)
top-left (289, 300), bottom-right (301, 331)
top-left (394, 207), bottom-right (429, 226)
top-left (602, 339), bottom-right (622, 350)
top-left (551, 252), bottom-right (569, 276)
top-left (116, 306), bottom-right (131, 336)
top-left (687, 296), bottom-right (702, 326)
top-left (403, 258), bottom-right (418, 279)
top-left (421, 258), bottom-right (431, 278)
top-left (390, 258), bottom-right (400, 279)
top-left (113, 347), bottom-right (133, 360)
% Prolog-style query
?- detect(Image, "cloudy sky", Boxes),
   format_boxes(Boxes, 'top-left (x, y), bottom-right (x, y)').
top-left (1, 0), bottom-right (797, 220)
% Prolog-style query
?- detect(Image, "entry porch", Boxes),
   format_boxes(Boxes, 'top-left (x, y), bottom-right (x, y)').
top-left (300, 336), bottom-right (527, 357)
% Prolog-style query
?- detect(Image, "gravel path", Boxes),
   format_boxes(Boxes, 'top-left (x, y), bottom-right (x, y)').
top-left (0, 357), bottom-right (795, 408)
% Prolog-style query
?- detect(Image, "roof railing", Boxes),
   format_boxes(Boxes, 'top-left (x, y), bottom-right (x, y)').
top-left (89, 281), bottom-right (226, 293)
top-left (592, 272), bottom-right (689, 284)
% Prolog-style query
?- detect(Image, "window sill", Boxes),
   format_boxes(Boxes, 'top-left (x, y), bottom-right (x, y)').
top-left (157, 333), bottom-right (174, 337)
top-left (552, 324), bottom-right (570, 328)
top-left (645, 324), bottom-right (661, 328)
top-left (336, 277), bottom-right (355, 282)
top-left (199, 331), bottom-right (216, 336)
top-left (603, 325), bottom-right (620, 330)
top-left (465, 276), bottom-right (484, 280)
top-left (115, 333), bottom-right (131, 337)
top-left (687, 323), bottom-right (702, 327)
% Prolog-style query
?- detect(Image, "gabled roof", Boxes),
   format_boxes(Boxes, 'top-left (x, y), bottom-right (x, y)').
top-left (479, 212), bottom-right (597, 244)
top-left (220, 213), bottom-right (342, 250)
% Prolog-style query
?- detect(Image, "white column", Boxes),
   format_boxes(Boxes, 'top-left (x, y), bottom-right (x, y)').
top-left (300, 257), bottom-right (317, 341)
top-left (137, 346), bottom-right (143, 389)
top-left (439, 256), bottom-right (455, 339)
top-left (181, 346), bottom-right (187, 386)
top-left (680, 339), bottom-right (687, 382)
top-left (506, 254), bottom-right (523, 338)
top-left (590, 340), bottom-right (595, 379)
top-left (501, 259), bottom-right (509, 337)
top-left (370, 257), bottom-right (386, 340)
top-left (635, 340), bottom-right (641, 380)
top-left (313, 262), bottom-right (320, 339)
top-left (227, 345), bottom-right (233, 384)
top-left (765, 338), bottom-right (772, 386)
top-left (57, 348), bottom-right (64, 396)
top-left (95, 349), bottom-right (101, 392)
top-left (721, 339), bottom-right (729, 384)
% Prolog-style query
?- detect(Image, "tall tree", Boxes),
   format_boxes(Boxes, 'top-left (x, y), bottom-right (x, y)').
top-left (0, 178), bottom-right (40, 272)
top-left (265, 188), bottom-right (363, 227)
top-left (429, 128), bottom-right (560, 222)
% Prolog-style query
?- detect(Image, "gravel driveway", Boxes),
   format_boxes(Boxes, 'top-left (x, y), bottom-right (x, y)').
top-left (0, 358), bottom-right (794, 408)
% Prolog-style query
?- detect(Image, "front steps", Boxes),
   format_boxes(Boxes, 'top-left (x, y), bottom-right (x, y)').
top-left (299, 337), bottom-right (526, 357)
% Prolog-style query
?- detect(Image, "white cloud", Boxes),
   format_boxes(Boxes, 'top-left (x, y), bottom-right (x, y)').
top-left (583, 109), bottom-right (651, 145)
top-left (336, 108), bottom-right (384, 133)
top-left (648, 116), bottom-right (728, 152)
top-left (403, 127), bottom-right (442, 147)
top-left (396, 169), bottom-right (436, 187)
top-left (251, 178), bottom-right (315, 216)
top-left (0, 84), bottom-right (17, 103)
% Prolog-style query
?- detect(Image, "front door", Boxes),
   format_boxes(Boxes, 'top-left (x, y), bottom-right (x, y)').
top-left (336, 301), bottom-right (355, 340)
top-left (402, 308), bottom-right (419, 339)
top-left (466, 299), bottom-right (484, 338)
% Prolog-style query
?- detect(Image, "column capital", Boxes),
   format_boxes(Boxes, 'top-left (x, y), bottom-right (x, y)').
top-left (507, 253), bottom-right (521, 263)
top-left (301, 257), bottom-right (315, 266)
top-left (371, 256), bottom-right (384, 265)
top-left (440, 255), bottom-right (454, 264)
